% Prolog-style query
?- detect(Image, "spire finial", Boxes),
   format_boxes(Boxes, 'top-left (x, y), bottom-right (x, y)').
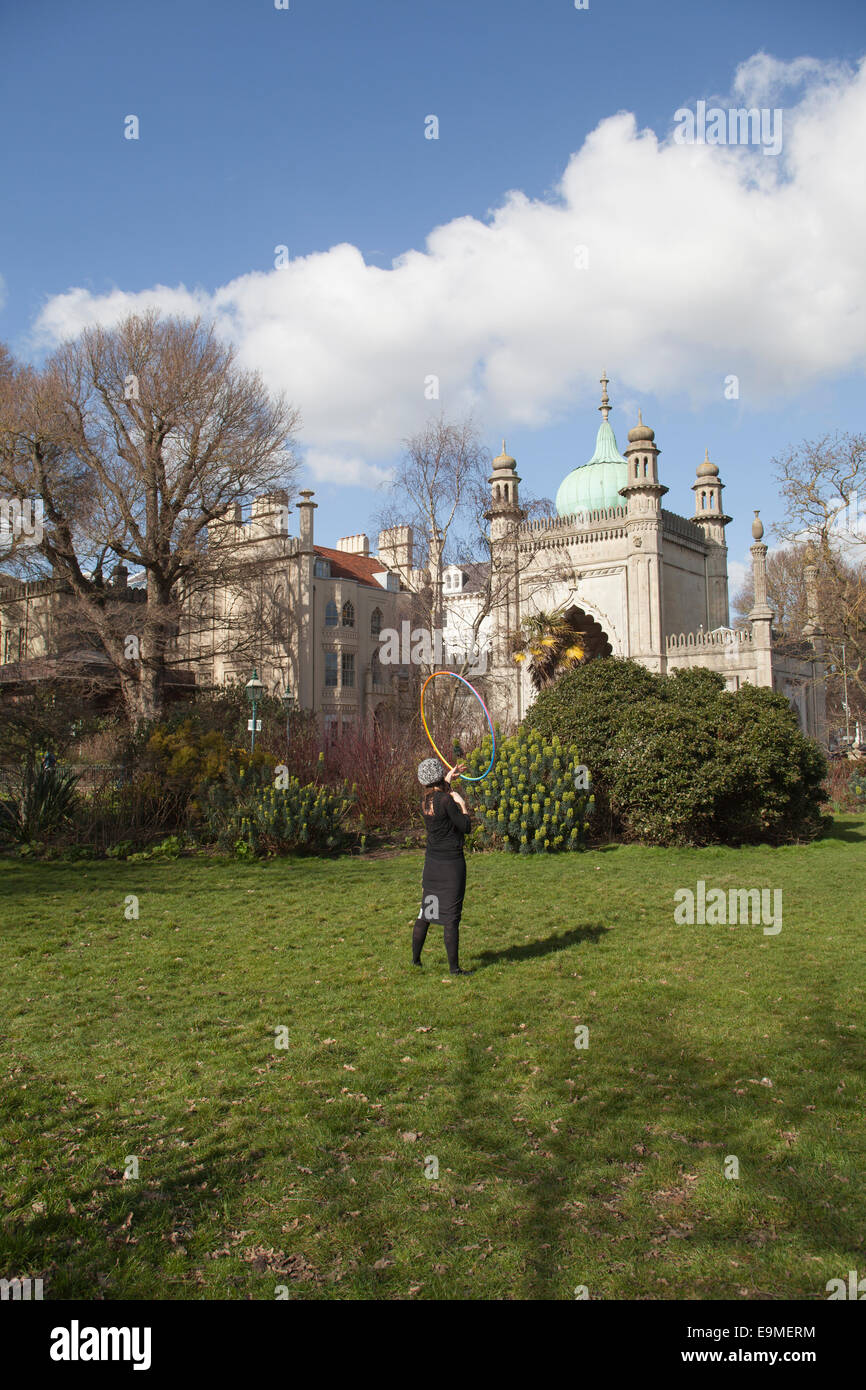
top-left (599, 370), bottom-right (611, 422)
top-left (502, 439), bottom-right (507, 454)
top-left (638, 408), bottom-right (643, 425)
top-left (705, 446), bottom-right (710, 462)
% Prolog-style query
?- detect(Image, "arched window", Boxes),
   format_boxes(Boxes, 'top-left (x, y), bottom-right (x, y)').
top-left (325, 599), bottom-right (338, 627)
top-left (634, 462), bottom-right (639, 478)
top-left (710, 493), bottom-right (715, 509)
top-left (342, 600), bottom-right (355, 628)
top-left (701, 492), bottom-right (706, 510)
top-left (371, 648), bottom-right (383, 684)
top-left (494, 485), bottom-right (501, 501)
top-left (643, 458), bottom-right (648, 477)
top-left (370, 607), bottom-right (383, 638)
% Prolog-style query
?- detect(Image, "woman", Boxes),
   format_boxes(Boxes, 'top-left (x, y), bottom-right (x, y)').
top-left (411, 757), bottom-right (473, 975)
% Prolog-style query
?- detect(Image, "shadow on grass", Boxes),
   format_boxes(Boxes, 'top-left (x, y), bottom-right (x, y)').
top-left (476, 924), bottom-right (608, 967)
top-left (443, 990), bottom-right (866, 1300)
top-left (821, 815), bottom-right (866, 843)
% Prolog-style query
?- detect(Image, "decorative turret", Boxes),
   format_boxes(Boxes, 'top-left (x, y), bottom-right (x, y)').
top-left (691, 447), bottom-right (731, 628)
top-left (485, 440), bottom-right (524, 674)
top-left (692, 447), bottom-right (731, 538)
top-left (486, 439), bottom-right (523, 542)
top-left (620, 401), bottom-right (666, 671)
top-left (621, 408), bottom-right (667, 507)
top-left (801, 541), bottom-right (825, 645)
top-left (748, 509), bottom-right (774, 682)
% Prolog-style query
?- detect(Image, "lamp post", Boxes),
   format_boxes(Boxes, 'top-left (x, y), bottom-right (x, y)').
top-left (281, 686), bottom-right (296, 751)
top-left (842, 641), bottom-right (851, 745)
top-left (245, 669), bottom-right (264, 752)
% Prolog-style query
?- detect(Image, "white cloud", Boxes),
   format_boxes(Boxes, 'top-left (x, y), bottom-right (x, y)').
top-left (304, 449), bottom-right (394, 489)
top-left (731, 51), bottom-right (849, 104)
top-left (727, 558), bottom-right (750, 598)
top-left (31, 54), bottom-right (866, 486)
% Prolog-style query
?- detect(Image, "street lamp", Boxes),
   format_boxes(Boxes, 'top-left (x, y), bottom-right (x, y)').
top-left (245, 669), bottom-right (264, 752)
top-left (281, 686), bottom-right (296, 750)
top-left (842, 641), bottom-right (851, 745)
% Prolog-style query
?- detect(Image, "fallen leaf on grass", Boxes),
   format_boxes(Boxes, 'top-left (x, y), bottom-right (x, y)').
top-left (243, 1246), bottom-right (318, 1280)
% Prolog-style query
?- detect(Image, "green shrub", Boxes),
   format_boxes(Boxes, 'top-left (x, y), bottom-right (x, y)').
top-left (848, 764), bottom-right (866, 805)
top-left (523, 656), bottom-right (827, 846)
top-left (710, 684), bottom-right (828, 843)
top-left (147, 722), bottom-right (276, 801)
top-left (211, 776), bottom-right (357, 856)
top-left (524, 659), bottom-right (657, 826)
top-left (0, 760), bottom-right (80, 844)
top-left (464, 726), bottom-right (593, 853)
top-left (609, 701), bottom-right (729, 845)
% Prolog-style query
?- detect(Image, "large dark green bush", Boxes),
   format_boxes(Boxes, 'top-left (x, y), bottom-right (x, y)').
top-left (607, 702), bottom-right (723, 845)
top-left (524, 657), bottom-right (827, 846)
top-left (711, 683), bottom-right (829, 844)
top-left (464, 726), bottom-right (593, 853)
top-left (524, 659), bottom-right (656, 828)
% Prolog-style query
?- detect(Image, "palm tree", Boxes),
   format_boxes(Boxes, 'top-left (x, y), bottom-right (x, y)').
top-left (510, 609), bottom-right (586, 691)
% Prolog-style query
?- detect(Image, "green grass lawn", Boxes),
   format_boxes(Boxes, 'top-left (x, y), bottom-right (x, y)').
top-left (2, 818), bottom-right (865, 1301)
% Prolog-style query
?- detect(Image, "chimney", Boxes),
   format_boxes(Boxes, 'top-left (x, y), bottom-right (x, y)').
top-left (336, 533), bottom-right (370, 556)
top-left (251, 489), bottom-right (291, 536)
top-left (296, 490), bottom-right (317, 551)
top-left (377, 525), bottom-right (414, 573)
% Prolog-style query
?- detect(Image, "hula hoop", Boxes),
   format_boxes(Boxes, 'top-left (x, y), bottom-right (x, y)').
top-left (420, 670), bottom-right (496, 782)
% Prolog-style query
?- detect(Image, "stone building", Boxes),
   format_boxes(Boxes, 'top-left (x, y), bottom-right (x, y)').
top-left (178, 489), bottom-right (417, 737)
top-left (442, 374), bottom-right (826, 739)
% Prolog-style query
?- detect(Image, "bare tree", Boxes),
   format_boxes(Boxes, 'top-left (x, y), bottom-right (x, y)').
top-left (770, 433), bottom-right (866, 727)
top-left (774, 432), bottom-right (866, 548)
top-left (0, 312), bottom-right (300, 725)
top-left (734, 542), bottom-right (866, 726)
top-left (373, 415), bottom-right (569, 731)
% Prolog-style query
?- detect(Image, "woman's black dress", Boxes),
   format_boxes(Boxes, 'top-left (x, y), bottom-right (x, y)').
top-left (412, 789), bottom-right (472, 970)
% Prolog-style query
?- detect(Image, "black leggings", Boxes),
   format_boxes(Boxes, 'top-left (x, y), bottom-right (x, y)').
top-left (412, 917), bottom-right (461, 970)
top-left (413, 853), bottom-right (466, 969)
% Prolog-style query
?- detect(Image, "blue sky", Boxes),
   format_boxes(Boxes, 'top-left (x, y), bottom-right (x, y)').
top-left (1, 0), bottom-right (865, 589)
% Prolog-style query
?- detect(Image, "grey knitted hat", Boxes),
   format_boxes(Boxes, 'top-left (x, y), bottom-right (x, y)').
top-left (417, 757), bottom-right (446, 787)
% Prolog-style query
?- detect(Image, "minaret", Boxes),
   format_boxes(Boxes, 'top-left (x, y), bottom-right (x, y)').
top-left (748, 510), bottom-right (774, 686)
top-left (486, 441), bottom-right (522, 541)
top-left (621, 409), bottom-right (667, 500)
top-left (691, 448), bottom-right (732, 629)
top-left (485, 441), bottom-right (524, 674)
top-left (621, 405), bottom-right (667, 671)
